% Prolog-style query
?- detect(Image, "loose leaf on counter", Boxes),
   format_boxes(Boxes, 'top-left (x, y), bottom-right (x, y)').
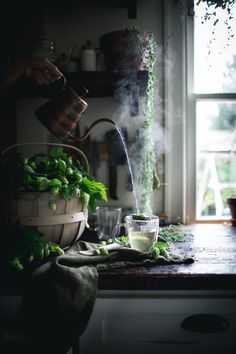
top-left (154, 241), bottom-right (168, 249)
top-left (10, 227), bottom-right (64, 271)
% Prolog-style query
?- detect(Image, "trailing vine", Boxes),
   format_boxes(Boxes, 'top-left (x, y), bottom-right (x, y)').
top-left (129, 29), bottom-right (158, 214)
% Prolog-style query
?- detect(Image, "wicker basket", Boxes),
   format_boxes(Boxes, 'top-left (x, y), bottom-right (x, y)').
top-left (2, 142), bottom-right (89, 249)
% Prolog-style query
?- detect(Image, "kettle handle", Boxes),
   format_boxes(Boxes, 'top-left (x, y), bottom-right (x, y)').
top-left (52, 75), bottom-right (67, 95)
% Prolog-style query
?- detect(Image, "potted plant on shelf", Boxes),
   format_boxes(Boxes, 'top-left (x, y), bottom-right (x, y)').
top-left (227, 194), bottom-right (236, 226)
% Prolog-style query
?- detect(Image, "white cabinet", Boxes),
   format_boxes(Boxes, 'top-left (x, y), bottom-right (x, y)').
top-left (79, 290), bottom-right (236, 354)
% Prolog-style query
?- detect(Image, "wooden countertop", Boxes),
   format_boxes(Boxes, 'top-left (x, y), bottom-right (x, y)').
top-left (97, 224), bottom-right (236, 291)
top-left (1, 224), bottom-right (236, 294)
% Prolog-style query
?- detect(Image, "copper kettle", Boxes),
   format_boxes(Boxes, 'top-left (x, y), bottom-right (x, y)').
top-left (35, 77), bottom-right (116, 142)
top-left (35, 78), bottom-right (88, 140)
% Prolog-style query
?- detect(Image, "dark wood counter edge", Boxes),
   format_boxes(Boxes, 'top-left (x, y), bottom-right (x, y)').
top-left (98, 273), bottom-right (236, 291)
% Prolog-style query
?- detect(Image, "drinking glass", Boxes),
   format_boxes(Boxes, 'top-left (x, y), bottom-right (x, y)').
top-left (95, 206), bottom-right (122, 241)
top-left (113, 214), bottom-right (159, 253)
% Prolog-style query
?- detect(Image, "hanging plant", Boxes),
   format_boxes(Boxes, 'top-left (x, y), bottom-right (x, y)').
top-left (197, 0), bottom-right (235, 20)
top-left (99, 28), bottom-right (160, 215)
top-left (129, 28), bottom-right (159, 214)
top-left (166, 1), bottom-right (235, 54)
top-left (195, 0), bottom-right (236, 50)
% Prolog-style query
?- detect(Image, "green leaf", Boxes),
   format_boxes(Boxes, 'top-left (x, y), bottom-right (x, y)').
top-left (98, 247), bottom-right (109, 255)
top-left (57, 159), bottom-right (67, 173)
top-left (73, 172), bottom-right (82, 183)
top-left (42, 158), bottom-right (50, 172)
top-left (60, 185), bottom-right (75, 200)
top-left (48, 241), bottom-right (64, 255)
top-left (57, 175), bottom-right (69, 185)
top-left (23, 164), bottom-right (35, 174)
top-left (80, 177), bottom-right (107, 202)
top-left (28, 254), bottom-right (34, 263)
top-left (49, 147), bottom-right (65, 159)
top-left (50, 187), bottom-right (59, 196)
top-left (44, 243), bottom-right (50, 257)
top-left (159, 248), bottom-right (169, 259)
top-left (88, 196), bottom-right (97, 212)
top-left (32, 240), bottom-right (45, 259)
top-left (10, 257), bottom-right (24, 271)
top-left (9, 227), bottom-right (45, 270)
top-left (93, 249), bottom-right (100, 256)
top-left (151, 247), bottom-right (160, 260)
top-left (154, 241), bottom-right (168, 249)
top-left (38, 179), bottom-right (50, 191)
top-left (22, 227), bottom-right (43, 239)
top-left (48, 178), bottom-right (62, 187)
top-left (66, 167), bottom-right (73, 175)
top-left (13, 228), bottom-right (40, 256)
top-left (81, 191), bottom-right (90, 205)
top-left (118, 235), bottom-right (128, 243)
top-left (49, 201), bottom-right (57, 211)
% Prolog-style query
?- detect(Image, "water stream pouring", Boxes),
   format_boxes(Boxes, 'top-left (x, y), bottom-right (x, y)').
top-left (34, 80), bottom-right (139, 212)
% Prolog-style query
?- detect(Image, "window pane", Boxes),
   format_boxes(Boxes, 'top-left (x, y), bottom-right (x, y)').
top-left (196, 101), bottom-right (236, 219)
top-left (194, 1), bottom-right (236, 93)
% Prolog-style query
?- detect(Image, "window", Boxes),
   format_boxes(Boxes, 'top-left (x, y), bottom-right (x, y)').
top-left (193, 0), bottom-right (236, 221)
top-left (164, 0), bottom-right (236, 223)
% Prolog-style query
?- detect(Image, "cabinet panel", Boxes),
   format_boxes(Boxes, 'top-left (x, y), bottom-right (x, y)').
top-left (79, 292), bottom-right (236, 354)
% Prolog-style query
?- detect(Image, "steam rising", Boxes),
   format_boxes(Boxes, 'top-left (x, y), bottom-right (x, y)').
top-left (112, 42), bottom-right (167, 215)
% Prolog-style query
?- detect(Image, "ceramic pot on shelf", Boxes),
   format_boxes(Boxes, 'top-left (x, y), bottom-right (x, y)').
top-left (81, 40), bottom-right (96, 71)
top-left (99, 29), bottom-right (144, 72)
top-left (226, 196), bottom-right (236, 226)
top-left (30, 33), bottom-right (56, 62)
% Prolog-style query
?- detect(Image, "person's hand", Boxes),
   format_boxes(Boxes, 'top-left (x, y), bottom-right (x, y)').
top-left (24, 57), bottom-right (63, 85)
top-left (0, 56), bottom-right (63, 92)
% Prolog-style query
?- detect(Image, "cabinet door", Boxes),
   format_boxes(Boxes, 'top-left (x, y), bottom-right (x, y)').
top-left (79, 291), bottom-right (236, 354)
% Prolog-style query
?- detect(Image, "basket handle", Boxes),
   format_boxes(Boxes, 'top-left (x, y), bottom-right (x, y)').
top-left (1, 142), bottom-right (89, 173)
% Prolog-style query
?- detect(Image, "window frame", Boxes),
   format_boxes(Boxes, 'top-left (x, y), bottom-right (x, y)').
top-left (163, 0), bottom-right (189, 223)
top-left (163, 0), bottom-right (236, 224)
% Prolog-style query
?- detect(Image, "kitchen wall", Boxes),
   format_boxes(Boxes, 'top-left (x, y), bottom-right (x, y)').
top-left (15, 0), bottom-right (164, 216)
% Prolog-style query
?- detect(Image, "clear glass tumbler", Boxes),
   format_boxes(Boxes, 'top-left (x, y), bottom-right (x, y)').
top-left (95, 206), bottom-right (122, 241)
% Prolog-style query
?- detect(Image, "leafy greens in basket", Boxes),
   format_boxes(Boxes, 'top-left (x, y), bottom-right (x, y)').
top-left (11, 146), bottom-right (107, 212)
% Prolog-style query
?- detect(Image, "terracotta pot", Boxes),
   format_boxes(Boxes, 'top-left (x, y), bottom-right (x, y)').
top-left (227, 197), bottom-right (236, 226)
top-left (99, 30), bottom-right (144, 71)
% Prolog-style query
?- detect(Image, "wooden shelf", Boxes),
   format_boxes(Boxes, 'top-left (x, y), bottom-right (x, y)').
top-left (6, 71), bottom-right (148, 99)
top-left (66, 71), bottom-right (148, 97)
